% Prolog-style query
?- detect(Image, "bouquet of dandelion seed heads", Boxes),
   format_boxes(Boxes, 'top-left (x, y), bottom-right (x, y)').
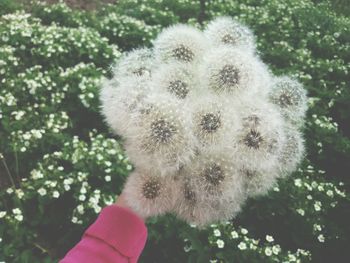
top-left (99, 16), bottom-right (307, 227)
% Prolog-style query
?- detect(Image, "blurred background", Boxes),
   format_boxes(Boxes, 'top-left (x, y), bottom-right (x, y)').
top-left (0, 0), bottom-right (349, 262)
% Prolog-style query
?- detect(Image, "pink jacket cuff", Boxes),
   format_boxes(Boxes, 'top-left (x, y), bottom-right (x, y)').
top-left (60, 204), bottom-right (148, 263)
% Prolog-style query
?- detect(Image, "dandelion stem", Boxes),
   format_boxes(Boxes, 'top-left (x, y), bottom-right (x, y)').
top-left (1, 154), bottom-right (16, 188)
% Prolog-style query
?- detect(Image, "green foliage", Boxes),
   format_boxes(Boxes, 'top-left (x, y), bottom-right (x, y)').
top-left (0, 0), bottom-right (349, 262)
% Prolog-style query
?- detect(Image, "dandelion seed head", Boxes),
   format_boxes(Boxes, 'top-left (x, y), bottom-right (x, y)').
top-left (150, 118), bottom-right (177, 144)
top-left (243, 129), bottom-right (264, 149)
top-left (200, 47), bottom-right (270, 96)
top-left (240, 166), bottom-right (279, 197)
top-left (142, 176), bottom-right (162, 199)
top-left (269, 76), bottom-right (307, 124)
top-left (152, 64), bottom-right (195, 100)
top-left (204, 16), bottom-right (256, 51)
top-left (192, 96), bottom-right (238, 147)
top-left (203, 163), bottom-right (225, 186)
top-left (278, 125), bottom-right (305, 176)
top-left (154, 24), bottom-right (209, 64)
top-left (233, 100), bottom-right (286, 170)
top-left (112, 48), bottom-right (154, 79)
top-left (124, 95), bottom-right (195, 174)
top-left (124, 170), bottom-right (175, 217)
top-left (99, 76), bottom-right (152, 136)
top-left (218, 65), bottom-right (240, 87)
top-left (200, 112), bottom-right (222, 133)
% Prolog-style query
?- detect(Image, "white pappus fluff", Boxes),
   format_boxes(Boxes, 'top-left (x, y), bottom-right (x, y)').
top-left (124, 93), bottom-right (195, 175)
top-left (153, 24), bottom-right (209, 65)
top-left (173, 151), bottom-right (245, 226)
top-left (204, 16), bottom-right (256, 52)
top-left (99, 76), bottom-right (153, 136)
top-left (152, 63), bottom-right (197, 100)
top-left (191, 95), bottom-right (241, 150)
top-left (278, 124), bottom-right (305, 176)
top-left (111, 48), bottom-right (155, 79)
top-left (124, 169), bottom-right (176, 218)
top-left (232, 99), bottom-right (286, 170)
top-left (99, 17), bottom-right (308, 226)
top-left (269, 76), bottom-right (308, 126)
top-left (199, 46), bottom-right (271, 97)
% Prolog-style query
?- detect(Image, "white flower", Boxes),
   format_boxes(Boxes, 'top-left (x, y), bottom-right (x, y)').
top-left (238, 242), bottom-right (247, 250)
top-left (266, 235), bottom-right (274, 242)
top-left (294, 178), bottom-right (302, 187)
top-left (12, 208), bottom-right (21, 215)
top-left (105, 175), bottom-right (111, 182)
top-left (53, 191), bottom-right (60, 198)
top-left (326, 190), bottom-right (334, 197)
top-left (15, 214), bottom-right (24, 222)
top-left (265, 247), bottom-right (273, 256)
top-left (231, 231), bottom-right (239, 239)
top-left (38, 188), bottom-right (47, 196)
top-left (318, 234), bottom-right (325, 243)
top-left (16, 189), bottom-right (24, 199)
top-left (79, 195), bottom-right (86, 201)
top-left (31, 169), bottom-right (44, 179)
top-left (314, 201), bottom-right (322, 211)
top-left (288, 254), bottom-right (297, 261)
top-left (213, 229), bottom-right (221, 237)
top-left (0, 211), bottom-right (7, 218)
top-left (77, 205), bottom-right (85, 214)
top-left (216, 239), bottom-right (225, 248)
top-left (296, 208), bottom-right (305, 216)
top-left (241, 228), bottom-right (248, 235)
top-left (272, 245), bottom-right (280, 255)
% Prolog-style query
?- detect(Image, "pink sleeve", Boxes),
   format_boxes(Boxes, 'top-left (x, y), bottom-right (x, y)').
top-left (59, 205), bottom-right (148, 263)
